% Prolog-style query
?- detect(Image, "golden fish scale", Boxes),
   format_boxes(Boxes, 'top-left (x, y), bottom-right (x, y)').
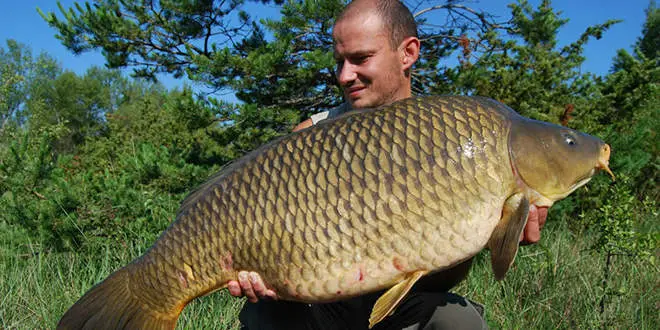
top-left (128, 96), bottom-right (516, 313)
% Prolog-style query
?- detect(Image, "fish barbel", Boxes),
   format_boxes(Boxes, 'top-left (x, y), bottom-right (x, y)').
top-left (57, 95), bottom-right (613, 329)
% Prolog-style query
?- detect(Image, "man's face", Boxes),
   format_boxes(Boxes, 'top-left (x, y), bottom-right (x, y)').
top-left (333, 13), bottom-right (407, 109)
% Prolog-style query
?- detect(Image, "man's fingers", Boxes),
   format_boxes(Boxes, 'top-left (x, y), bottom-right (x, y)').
top-left (248, 272), bottom-right (279, 300)
top-left (521, 205), bottom-right (541, 244)
top-left (227, 281), bottom-right (242, 297)
top-left (264, 289), bottom-right (279, 300)
top-left (524, 216), bottom-right (541, 243)
top-left (537, 207), bottom-right (548, 229)
top-left (238, 271), bottom-right (258, 303)
top-left (227, 271), bottom-right (279, 302)
top-left (249, 272), bottom-right (267, 296)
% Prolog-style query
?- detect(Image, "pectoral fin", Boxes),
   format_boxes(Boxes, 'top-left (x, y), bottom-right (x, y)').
top-left (368, 270), bottom-right (428, 328)
top-left (488, 193), bottom-right (529, 280)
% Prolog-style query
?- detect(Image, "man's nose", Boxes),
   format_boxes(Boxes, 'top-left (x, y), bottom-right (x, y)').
top-left (337, 61), bottom-right (357, 85)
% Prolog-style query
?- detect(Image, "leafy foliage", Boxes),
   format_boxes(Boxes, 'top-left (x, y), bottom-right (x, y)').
top-left (637, 0), bottom-right (659, 61)
top-left (441, 0), bottom-right (620, 123)
top-left (37, 0), bottom-right (284, 81)
top-left (0, 1), bottom-right (657, 328)
top-left (0, 40), bottom-right (61, 136)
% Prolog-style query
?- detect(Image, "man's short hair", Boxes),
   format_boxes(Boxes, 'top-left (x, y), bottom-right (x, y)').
top-left (377, 0), bottom-right (418, 48)
top-left (338, 0), bottom-right (418, 48)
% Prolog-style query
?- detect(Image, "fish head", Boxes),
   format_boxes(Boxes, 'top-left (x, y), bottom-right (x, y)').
top-left (509, 118), bottom-right (614, 204)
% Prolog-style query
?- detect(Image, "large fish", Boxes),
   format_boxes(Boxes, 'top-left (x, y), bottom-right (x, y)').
top-left (58, 96), bottom-right (613, 329)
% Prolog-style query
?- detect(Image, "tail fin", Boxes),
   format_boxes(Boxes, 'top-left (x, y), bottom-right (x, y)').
top-left (58, 267), bottom-right (180, 330)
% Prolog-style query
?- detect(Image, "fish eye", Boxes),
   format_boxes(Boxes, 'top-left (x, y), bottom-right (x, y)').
top-left (562, 133), bottom-right (577, 146)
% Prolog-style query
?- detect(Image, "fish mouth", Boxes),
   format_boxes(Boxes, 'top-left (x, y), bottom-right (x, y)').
top-left (567, 171), bottom-right (595, 194)
top-left (597, 144), bottom-right (615, 181)
top-left (562, 143), bottom-right (615, 197)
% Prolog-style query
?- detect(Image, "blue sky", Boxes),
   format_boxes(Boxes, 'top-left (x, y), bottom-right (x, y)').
top-left (1, 0), bottom-right (652, 101)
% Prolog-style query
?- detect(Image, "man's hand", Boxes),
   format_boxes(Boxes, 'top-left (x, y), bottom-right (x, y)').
top-left (520, 205), bottom-right (548, 244)
top-left (227, 271), bottom-right (278, 303)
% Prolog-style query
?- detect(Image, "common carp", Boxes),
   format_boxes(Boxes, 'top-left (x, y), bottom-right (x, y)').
top-left (58, 95), bottom-right (613, 329)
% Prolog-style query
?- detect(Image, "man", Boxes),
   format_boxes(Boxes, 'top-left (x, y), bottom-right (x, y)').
top-left (229, 0), bottom-right (548, 328)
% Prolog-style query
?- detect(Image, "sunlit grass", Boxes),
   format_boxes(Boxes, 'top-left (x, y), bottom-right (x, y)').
top-left (1, 221), bottom-right (657, 329)
top-left (455, 220), bottom-right (658, 329)
top-left (0, 226), bottom-right (244, 330)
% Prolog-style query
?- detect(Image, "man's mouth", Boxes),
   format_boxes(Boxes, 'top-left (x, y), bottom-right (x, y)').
top-left (346, 86), bottom-right (366, 99)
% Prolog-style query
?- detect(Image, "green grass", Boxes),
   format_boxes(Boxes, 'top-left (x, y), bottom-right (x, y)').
top-left (1, 221), bottom-right (657, 329)
top-left (456, 220), bottom-right (659, 329)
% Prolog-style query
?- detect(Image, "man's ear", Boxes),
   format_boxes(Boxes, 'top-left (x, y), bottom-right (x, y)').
top-left (400, 36), bottom-right (420, 71)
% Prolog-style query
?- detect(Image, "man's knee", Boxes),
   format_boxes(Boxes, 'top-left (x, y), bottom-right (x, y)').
top-left (380, 292), bottom-right (487, 330)
top-left (417, 293), bottom-right (487, 330)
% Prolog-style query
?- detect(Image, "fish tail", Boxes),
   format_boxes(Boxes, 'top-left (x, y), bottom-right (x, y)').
top-left (58, 267), bottom-right (180, 330)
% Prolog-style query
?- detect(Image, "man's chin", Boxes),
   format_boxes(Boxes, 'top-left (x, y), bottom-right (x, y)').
top-left (349, 98), bottom-right (375, 109)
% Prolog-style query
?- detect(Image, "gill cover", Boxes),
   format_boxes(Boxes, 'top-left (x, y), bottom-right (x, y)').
top-left (508, 117), bottom-right (609, 201)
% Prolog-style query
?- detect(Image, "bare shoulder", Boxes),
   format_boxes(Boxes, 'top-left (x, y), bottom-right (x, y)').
top-left (292, 119), bottom-right (313, 132)
top-left (293, 103), bottom-right (353, 132)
